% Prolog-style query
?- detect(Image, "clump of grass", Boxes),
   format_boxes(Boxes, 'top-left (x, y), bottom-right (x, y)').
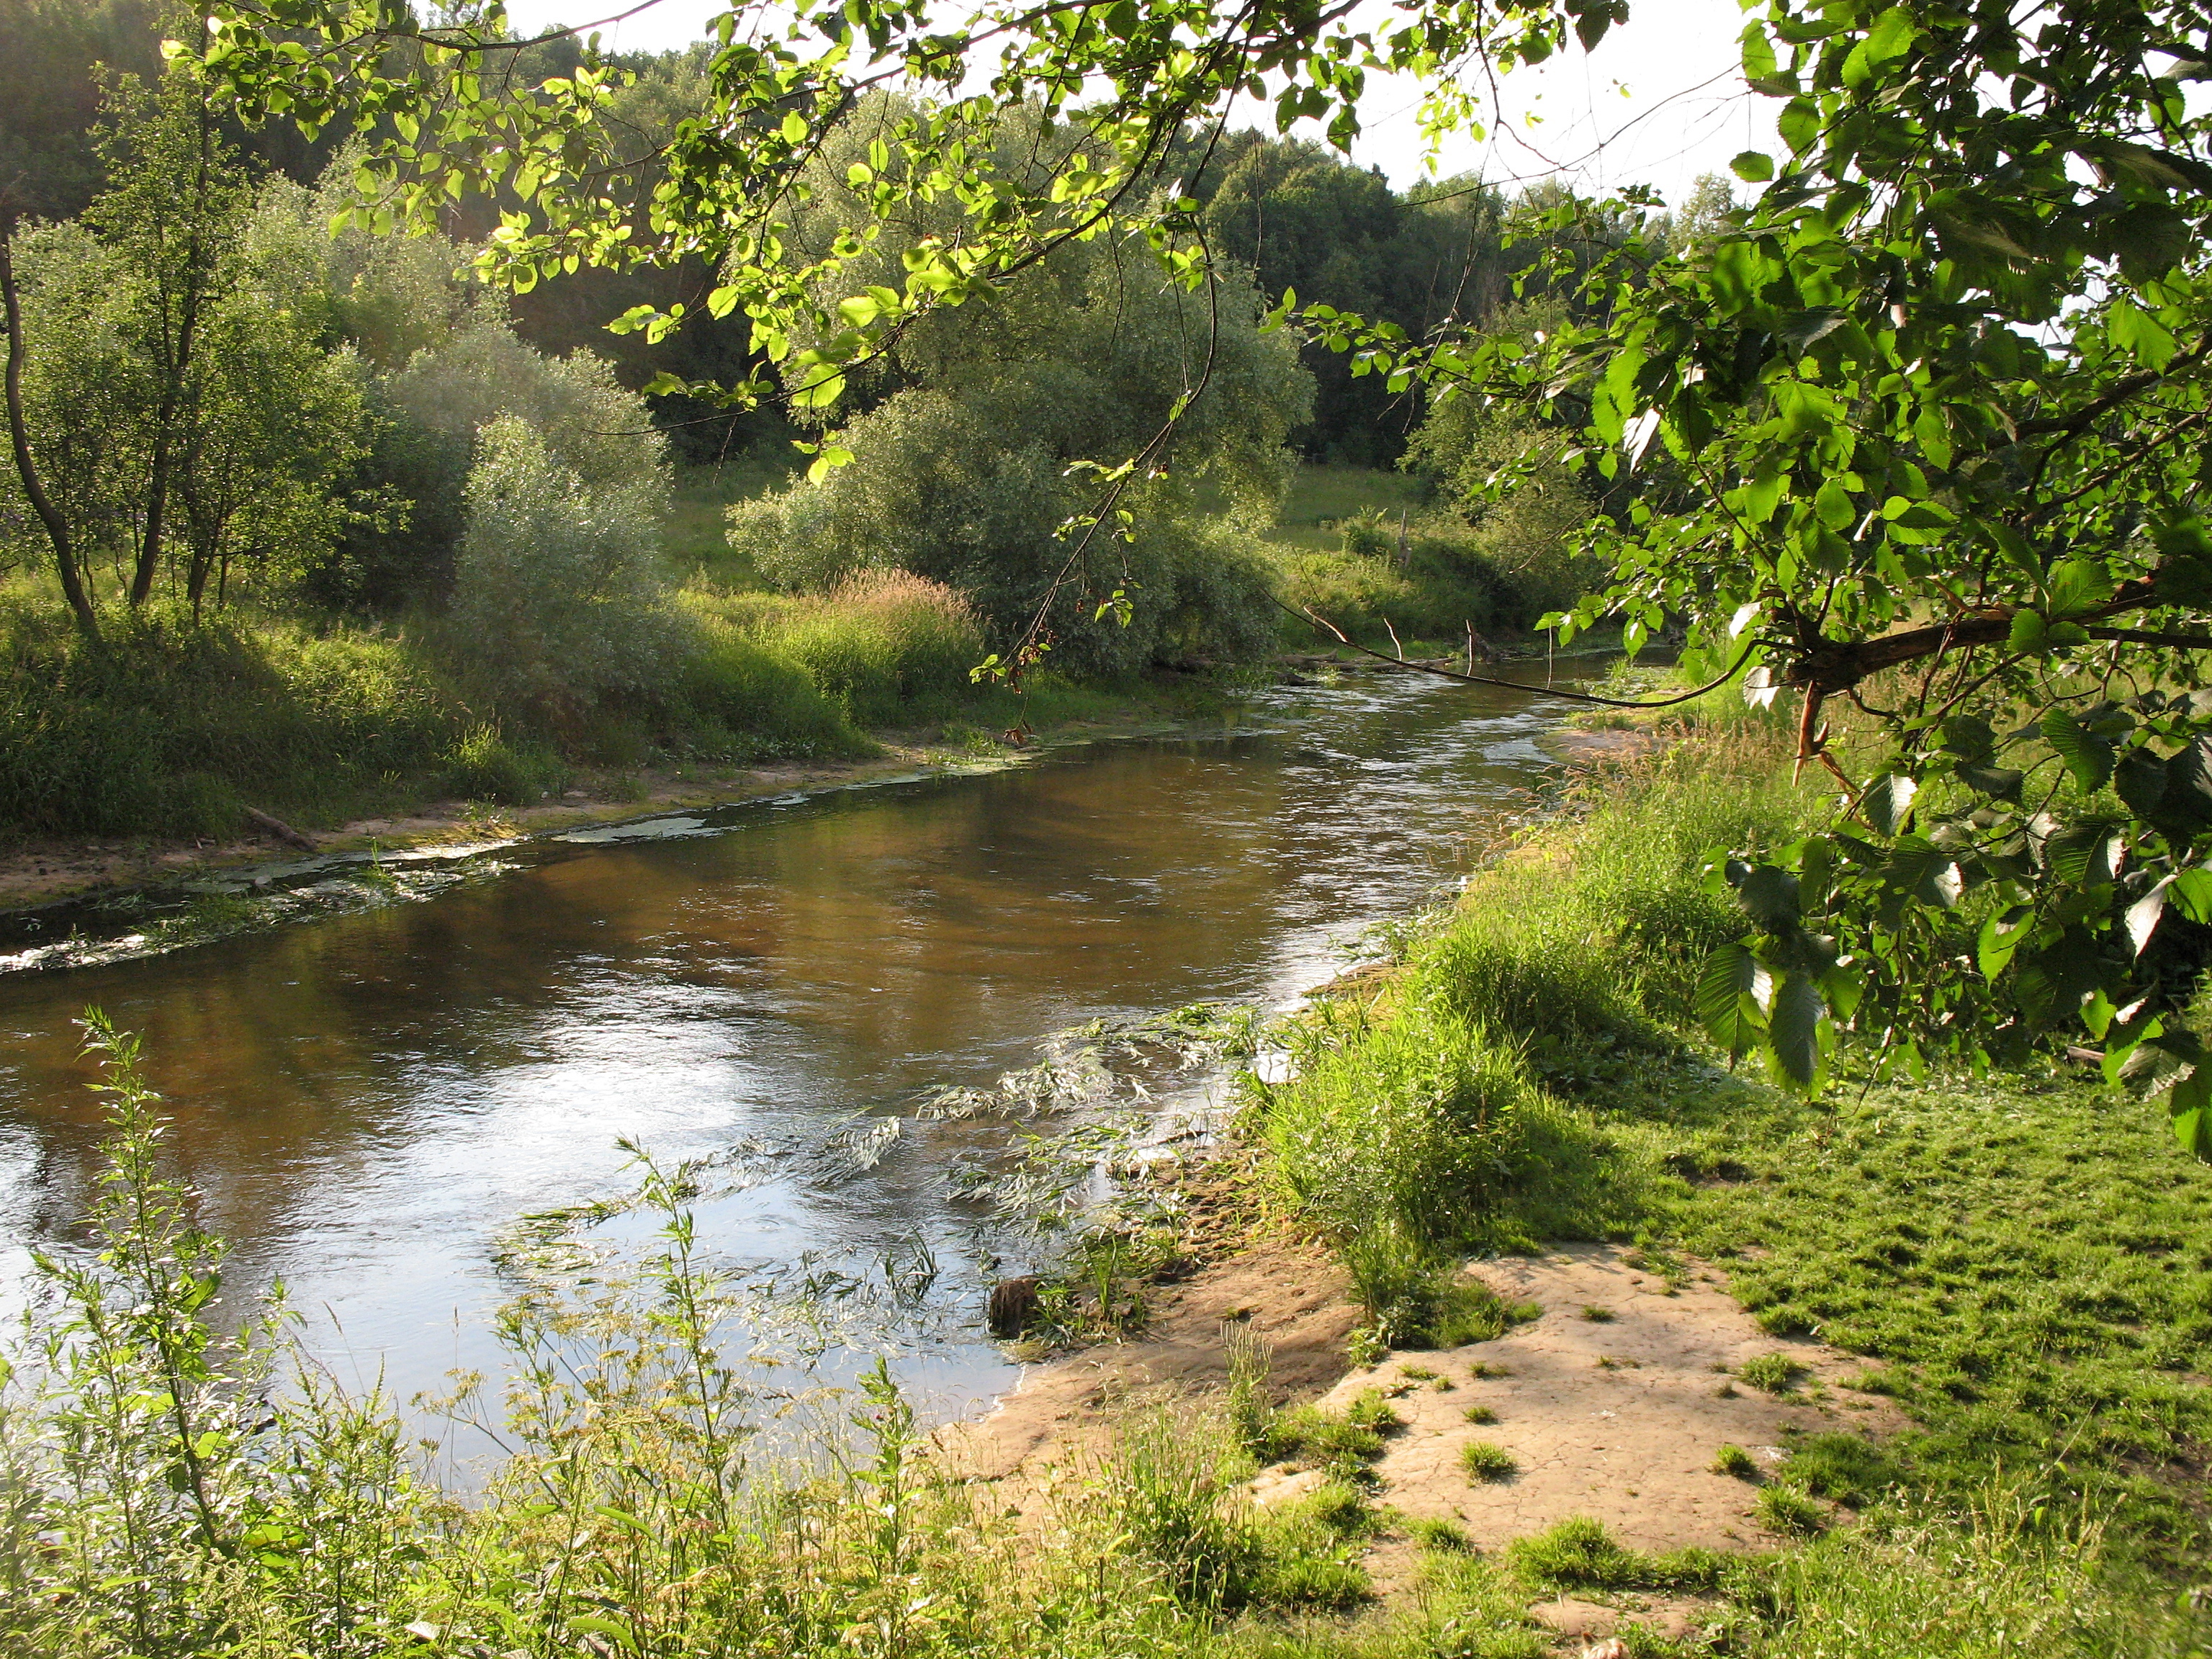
top-left (727, 570), bottom-right (984, 726)
top-left (1713, 1443), bottom-right (1759, 1480)
top-left (1343, 1389), bottom-right (1403, 1435)
top-left (1408, 1515), bottom-right (1472, 1552)
top-left (1756, 1483), bottom-right (1830, 1537)
top-left (1460, 1440), bottom-right (1517, 1483)
top-left (1462, 1403), bottom-right (1498, 1425)
top-left (1776, 1432), bottom-right (1897, 1509)
top-left (1399, 1362), bottom-right (1439, 1381)
top-left (1507, 1516), bottom-right (1731, 1593)
top-left (1580, 1304), bottom-right (1614, 1322)
top-left (1737, 1352), bottom-right (1804, 1394)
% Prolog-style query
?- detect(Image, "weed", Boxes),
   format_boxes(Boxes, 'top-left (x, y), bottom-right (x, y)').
top-left (1757, 1484), bottom-right (1831, 1537)
top-left (1225, 1323), bottom-right (1275, 1457)
top-left (1460, 1441), bottom-right (1517, 1483)
top-left (1462, 1403), bottom-right (1498, 1425)
top-left (1580, 1304), bottom-right (1614, 1322)
top-left (1737, 1352), bottom-right (1804, 1394)
top-left (1399, 1363), bottom-right (1439, 1381)
top-left (1713, 1444), bottom-right (1758, 1480)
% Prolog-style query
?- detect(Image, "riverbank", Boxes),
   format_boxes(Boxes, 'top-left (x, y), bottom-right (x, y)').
top-left (938, 695), bottom-right (2212, 1652)
top-left (7, 684), bottom-right (2211, 1656)
top-left (0, 703), bottom-right (1186, 914)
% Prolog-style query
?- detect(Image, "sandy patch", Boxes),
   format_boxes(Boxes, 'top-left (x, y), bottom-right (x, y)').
top-left (1314, 1244), bottom-right (1905, 1565)
top-left (948, 1237), bottom-right (1904, 1608)
top-left (943, 1234), bottom-right (1361, 1485)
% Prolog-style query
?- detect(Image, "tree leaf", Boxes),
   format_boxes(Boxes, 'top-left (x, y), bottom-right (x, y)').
top-left (2041, 709), bottom-right (2114, 791)
top-left (2170, 1066), bottom-right (2212, 1161)
top-left (1861, 774), bottom-right (1917, 835)
top-left (1733, 863), bottom-right (1802, 928)
top-left (1694, 942), bottom-right (1768, 1059)
top-left (1764, 972), bottom-right (1828, 1091)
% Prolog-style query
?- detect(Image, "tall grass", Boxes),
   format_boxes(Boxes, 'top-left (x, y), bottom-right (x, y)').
top-left (711, 570), bottom-right (987, 727)
top-left (0, 598), bottom-right (464, 835)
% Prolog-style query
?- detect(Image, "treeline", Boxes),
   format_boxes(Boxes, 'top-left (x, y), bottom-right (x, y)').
top-left (0, 5), bottom-right (1730, 842)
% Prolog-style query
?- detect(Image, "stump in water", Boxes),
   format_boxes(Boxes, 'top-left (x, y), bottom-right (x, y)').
top-left (987, 1275), bottom-right (1040, 1337)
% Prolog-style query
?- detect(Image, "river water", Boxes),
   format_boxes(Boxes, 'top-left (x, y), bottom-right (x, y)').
top-left (0, 670), bottom-right (1571, 1427)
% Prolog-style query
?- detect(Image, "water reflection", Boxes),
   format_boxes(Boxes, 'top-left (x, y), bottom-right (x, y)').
top-left (0, 671), bottom-right (1571, 1419)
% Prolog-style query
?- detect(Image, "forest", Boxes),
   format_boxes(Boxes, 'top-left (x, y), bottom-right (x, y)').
top-left (0, 0), bottom-right (1730, 846)
top-left (4, 0), bottom-right (2212, 1655)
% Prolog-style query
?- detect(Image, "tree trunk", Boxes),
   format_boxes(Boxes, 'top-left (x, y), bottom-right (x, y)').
top-left (130, 100), bottom-right (215, 608)
top-left (0, 208), bottom-right (98, 639)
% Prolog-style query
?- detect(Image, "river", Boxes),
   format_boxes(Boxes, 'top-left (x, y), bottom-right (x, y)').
top-left (0, 669), bottom-right (1573, 1430)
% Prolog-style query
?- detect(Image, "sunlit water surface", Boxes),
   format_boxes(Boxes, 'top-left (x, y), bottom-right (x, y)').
top-left (0, 671), bottom-right (1575, 1431)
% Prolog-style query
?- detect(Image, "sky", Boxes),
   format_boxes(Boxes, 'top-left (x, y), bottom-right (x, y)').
top-left (502, 0), bottom-right (1777, 209)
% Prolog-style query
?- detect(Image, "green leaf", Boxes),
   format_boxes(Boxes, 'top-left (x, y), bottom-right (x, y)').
top-left (1861, 774), bottom-right (1917, 835)
top-left (1734, 864), bottom-right (1802, 928)
top-left (1731, 150), bottom-right (1775, 183)
top-left (2169, 866), bottom-right (2212, 921)
top-left (2041, 710), bottom-right (2114, 791)
top-left (2113, 749), bottom-right (2167, 816)
top-left (1694, 941), bottom-right (1769, 1059)
top-left (2170, 1066), bottom-right (2212, 1161)
top-left (1765, 971), bottom-right (1828, 1091)
top-left (2043, 822), bottom-right (2123, 886)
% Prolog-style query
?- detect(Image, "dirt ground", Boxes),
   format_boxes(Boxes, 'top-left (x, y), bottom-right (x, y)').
top-left (944, 1238), bottom-right (1903, 1647)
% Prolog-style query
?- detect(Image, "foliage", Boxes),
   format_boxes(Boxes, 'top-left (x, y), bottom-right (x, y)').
top-left (0, 596), bottom-right (461, 835)
top-left (447, 415), bottom-right (676, 715)
top-left (725, 114), bottom-right (1308, 673)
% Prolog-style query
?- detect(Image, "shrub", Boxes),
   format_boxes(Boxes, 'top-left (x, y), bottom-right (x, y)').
top-left (448, 416), bottom-right (678, 715)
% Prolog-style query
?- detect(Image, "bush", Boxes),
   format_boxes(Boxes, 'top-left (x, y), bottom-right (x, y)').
top-left (448, 416), bottom-right (679, 716)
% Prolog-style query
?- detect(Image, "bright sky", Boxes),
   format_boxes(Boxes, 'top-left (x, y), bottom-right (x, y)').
top-left (503, 0), bottom-right (1776, 207)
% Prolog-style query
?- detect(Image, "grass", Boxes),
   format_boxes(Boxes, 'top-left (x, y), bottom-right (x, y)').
top-left (1714, 1443), bottom-right (1758, 1480)
top-left (1261, 464), bottom-right (1428, 554)
top-left (1736, 1353), bottom-right (1804, 1395)
top-left (1461, 1403), bottom-right (1498, 1425)
top-left (1459, 1440), bottom-right (1517, 1483)
top-left (1236, 688), bottom-right (2212, 1642)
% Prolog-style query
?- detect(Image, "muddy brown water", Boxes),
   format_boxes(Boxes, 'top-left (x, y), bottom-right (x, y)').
top-left (0, 671), bottom-right (1580, 1429)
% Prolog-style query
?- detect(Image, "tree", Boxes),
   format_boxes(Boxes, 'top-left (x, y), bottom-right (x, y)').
top-left (192, 0), bottom-right (2212, 1159)
top-left (86, 57), bottom-right (253, 606)
top-left (727, 100), bottom-right (1308, 672)
top-left (450, 413), bottom-right (675, 714)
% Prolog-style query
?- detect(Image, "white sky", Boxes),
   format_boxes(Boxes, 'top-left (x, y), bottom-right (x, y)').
top-left (503, 0), bottom-right (1776, 207)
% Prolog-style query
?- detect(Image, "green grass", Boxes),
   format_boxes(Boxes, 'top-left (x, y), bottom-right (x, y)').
top-left (1736, 1353), bottom-right (1803, 1395)
top-left (1262, 464), bottom-right (1428, 554)
top-left (662, 457), bottom-right (793, 585)
top-left (1238, 696), bottom-right (2212, 1642)
top-left (1459, 1440), bottom-right (1516, 1483)
top-left (1714, 1443), bottom-right (1758, 1480)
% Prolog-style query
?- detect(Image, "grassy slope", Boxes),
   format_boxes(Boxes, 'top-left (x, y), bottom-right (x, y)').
top-left (1237, 696), bottom-right (2212, 1653)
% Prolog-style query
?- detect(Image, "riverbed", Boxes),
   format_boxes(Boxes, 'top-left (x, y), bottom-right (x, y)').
top-left (0, 670), bottom-right (1576, 1427)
